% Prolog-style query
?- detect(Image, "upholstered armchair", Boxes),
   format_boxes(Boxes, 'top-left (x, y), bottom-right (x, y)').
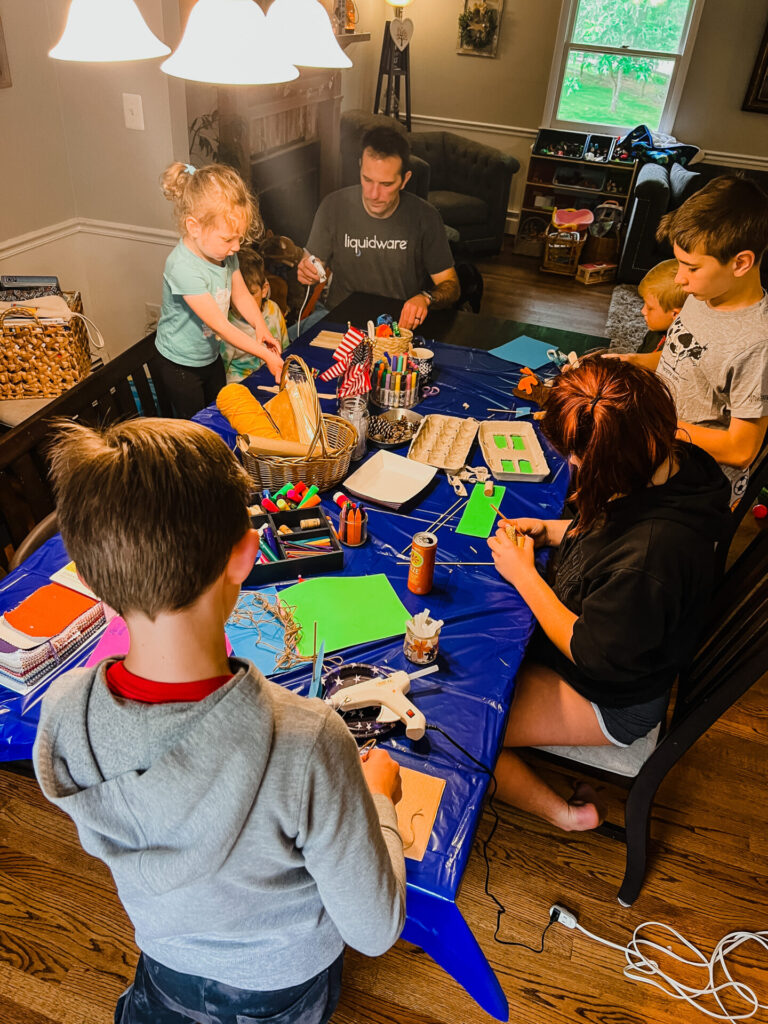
top-left (409, 131), bottom-right (519, 254)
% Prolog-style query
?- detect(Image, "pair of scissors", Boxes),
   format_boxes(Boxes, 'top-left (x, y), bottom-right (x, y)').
top-left (420, 385), bottom-right (440, 398)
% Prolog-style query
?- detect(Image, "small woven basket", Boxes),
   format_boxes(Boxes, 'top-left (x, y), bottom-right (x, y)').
top-left (0, 292), bottom-right (91, 399)
top-left (372, 327), bottom-right (413, 364)
top-left (237, 354), bottom-right (357, 491)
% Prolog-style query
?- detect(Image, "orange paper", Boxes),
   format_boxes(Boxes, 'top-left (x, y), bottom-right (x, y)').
top-left (5, 582), bottom-right (97, 638)
top-left (396, 766), bottom-right (446, 862)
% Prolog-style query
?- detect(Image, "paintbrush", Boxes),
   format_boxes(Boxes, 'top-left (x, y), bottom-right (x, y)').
top-left (489, 502), bottom-right (525, 548)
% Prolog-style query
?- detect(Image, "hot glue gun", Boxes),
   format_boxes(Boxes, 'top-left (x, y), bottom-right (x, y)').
top-left (326, 665), bottom-right (436, 740)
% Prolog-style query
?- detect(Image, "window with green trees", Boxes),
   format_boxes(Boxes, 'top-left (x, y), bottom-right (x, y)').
top-left (547, 0), bottom-right (702, 133)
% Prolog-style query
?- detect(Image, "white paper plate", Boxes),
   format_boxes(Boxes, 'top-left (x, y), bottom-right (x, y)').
top-left (342, 450), bottom-right (437, 509)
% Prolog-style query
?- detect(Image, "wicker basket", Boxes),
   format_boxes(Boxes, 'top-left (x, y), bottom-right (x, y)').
top-left (540, 227), bottom-right (587, 277)
top-left (236, 354), bottom-right (357, 492)
top-left (372, 327), bottom-right (413, 364)
top-left (0, 291), bottom-right (90, 399)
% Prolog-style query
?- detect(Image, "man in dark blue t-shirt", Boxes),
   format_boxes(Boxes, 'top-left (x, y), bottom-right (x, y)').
top-left (298, 127), bottom-right (460, 330)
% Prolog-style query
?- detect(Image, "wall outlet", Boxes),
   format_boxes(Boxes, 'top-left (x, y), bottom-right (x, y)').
top-left (123, 93), bottom-right (145, 131)
top-left (145, 303), bottom-right (161, 334)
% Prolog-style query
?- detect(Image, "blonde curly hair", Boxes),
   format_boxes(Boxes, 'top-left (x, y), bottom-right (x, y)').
top-left (160, 162), bottom-right (263, 243)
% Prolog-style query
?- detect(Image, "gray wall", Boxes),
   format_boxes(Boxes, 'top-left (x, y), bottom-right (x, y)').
top-left (343, 0), bottom-right (768, 161)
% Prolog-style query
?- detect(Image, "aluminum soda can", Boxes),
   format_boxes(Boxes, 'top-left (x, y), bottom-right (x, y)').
top-left (408, 531), bottom-right (437, 594)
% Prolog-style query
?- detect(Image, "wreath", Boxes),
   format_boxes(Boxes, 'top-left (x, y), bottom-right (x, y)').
top-left (458, 2), bottom-right (498, 51)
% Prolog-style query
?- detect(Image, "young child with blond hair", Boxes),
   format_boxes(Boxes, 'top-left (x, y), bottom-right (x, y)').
top-left (34, 417), bottom-right (405, 1024)
top-left (155, 162), bottom-right (284, 418)
top-left (636, 258), bottom-right (685, 354)
top-left (221, 248), bottom-right (289, 383)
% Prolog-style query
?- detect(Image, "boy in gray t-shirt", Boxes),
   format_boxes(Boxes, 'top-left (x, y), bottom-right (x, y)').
top-left (621, 175), bottom-right (768, 501)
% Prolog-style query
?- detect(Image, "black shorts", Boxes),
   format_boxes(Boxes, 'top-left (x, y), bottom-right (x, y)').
top-left (591, 690), bottom-right (670, 746)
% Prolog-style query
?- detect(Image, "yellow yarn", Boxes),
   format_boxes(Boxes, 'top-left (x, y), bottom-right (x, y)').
top-left (216, 383), bottom-right (280, 438)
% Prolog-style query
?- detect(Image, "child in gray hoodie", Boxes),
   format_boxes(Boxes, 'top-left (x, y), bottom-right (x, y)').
top-left (33, 418), bottom-right (405, 1024)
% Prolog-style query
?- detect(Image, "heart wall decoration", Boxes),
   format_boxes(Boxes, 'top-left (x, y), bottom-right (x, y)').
top-left (390, 18), bottom-right (414, 52)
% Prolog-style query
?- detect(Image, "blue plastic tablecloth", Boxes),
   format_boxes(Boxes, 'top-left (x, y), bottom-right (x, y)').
top-left (0, 321), bottom-right (570, 1019)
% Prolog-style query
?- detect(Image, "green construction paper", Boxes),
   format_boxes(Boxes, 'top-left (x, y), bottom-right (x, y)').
top-left (456, 484), bottom-right (507, 538)
top-left (519, 460), bottom-right (532, 474)
top-left (279, 574), bottom-right (409, 657)
top-left (493, 435), bottom-right (508, 449)
top-left (512, 435), bottom-right (525, 451)
top-left (501, 460), bottom-right (516, 473)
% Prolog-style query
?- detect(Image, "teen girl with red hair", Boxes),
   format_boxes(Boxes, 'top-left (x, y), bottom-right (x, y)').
top-left (489, 358), bottom-right (731, 831)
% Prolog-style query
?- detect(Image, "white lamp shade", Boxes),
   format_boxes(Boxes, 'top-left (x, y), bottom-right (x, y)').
top-left (161, 0), bottom-right (299, 86)
top-left (267, 0), bottom-right (352, 69)
top-left (385, 0), bottom-right (415, 6)
top-left (49, 0), bottom-right (170, 62)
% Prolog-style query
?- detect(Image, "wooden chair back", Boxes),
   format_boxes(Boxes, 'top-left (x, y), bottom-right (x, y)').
top-left (0, 334), bottom-right (171, 572)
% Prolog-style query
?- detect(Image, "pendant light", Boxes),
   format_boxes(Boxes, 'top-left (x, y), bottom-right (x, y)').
top-left (161, 0), bottom-right (298, 86)
top-left (266, 0), bottom-right (352, 69)
top-left (49, 0), bottom-right (170, 62)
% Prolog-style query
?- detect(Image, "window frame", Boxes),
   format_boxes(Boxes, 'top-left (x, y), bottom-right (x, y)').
top-left (543, 0), bottom-right (706, 136)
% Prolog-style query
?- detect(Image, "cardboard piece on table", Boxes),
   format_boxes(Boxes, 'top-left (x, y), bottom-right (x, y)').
top-left (279, 574), bottom-right (409, 657)
top-left (396, 766), bottom-right (446, 862)
top-left (490, 335), bottom-right (557, 371)
top-left (455, 484), bottom-right (506, 538)
top-left (309, 330), bottom-right (346, 350)
top-left (49, 561), bottom-right (99, 600)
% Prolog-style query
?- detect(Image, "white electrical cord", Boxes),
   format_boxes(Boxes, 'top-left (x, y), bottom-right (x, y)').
top-left (573, 917), bottom-right (768, 1022)
top-left (295, 283), bottom-right (312, 339)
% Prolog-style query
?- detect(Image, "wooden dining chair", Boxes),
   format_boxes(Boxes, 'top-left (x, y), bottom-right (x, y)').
top-left (532, 528), bottom-right (768, 906)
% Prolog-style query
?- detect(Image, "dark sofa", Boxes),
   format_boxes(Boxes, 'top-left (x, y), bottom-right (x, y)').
top-left (618, 161), bottom-right (768, 285)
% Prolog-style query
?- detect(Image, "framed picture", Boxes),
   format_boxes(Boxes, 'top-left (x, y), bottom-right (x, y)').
top-left (456, 0), bottom-right (504, 59)
top-left (0, 17), bottom-right (10, 89)
top-left (743, 18), bottom-right (768, 113)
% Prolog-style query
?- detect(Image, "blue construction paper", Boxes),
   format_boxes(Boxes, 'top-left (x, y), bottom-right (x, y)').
top-left (489, 335), bottom-right (560, 370)
top-left (226, 588), bottom-right (287, 677)
top-left (308, 641), bottom-right (325, 699)
top-left (515, 406), bottom-right (532, 419)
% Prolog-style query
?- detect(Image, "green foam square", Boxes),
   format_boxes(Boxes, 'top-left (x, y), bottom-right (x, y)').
top-left (519, 460), bottom-right (533, 474)
top-left (456, 484), bottom-right (507, 538)
top-left (493, 435), bottom-right (508, 449)
top-left (501, 460), bottom-right (516, 472)
top-left (512, 436), bottom-right (525, 450)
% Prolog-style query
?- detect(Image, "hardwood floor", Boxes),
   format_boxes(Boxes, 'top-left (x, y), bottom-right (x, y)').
top-left (476, 241), bottom-right (615, 336)
top-left (1, 251), bottom-right (766, 1024)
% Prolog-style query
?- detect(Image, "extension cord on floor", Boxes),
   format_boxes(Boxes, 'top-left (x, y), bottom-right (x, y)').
top-left (548, 903), bottom-right (768, 1022)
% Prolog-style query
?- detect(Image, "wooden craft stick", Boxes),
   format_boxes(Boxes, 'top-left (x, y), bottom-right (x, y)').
top-left (309, 330), bottom-right (346, 350)
top-left (257, 384), bottom-right (335, 400)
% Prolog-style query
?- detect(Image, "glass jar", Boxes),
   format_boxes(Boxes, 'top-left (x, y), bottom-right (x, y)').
top-left (338, 394), bottom-right (369, 461)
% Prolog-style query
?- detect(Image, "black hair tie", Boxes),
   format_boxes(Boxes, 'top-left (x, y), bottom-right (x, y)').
top-left (589, 392), bottom-right (603, 414)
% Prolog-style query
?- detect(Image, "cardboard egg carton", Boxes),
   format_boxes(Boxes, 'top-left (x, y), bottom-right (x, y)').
top-left (407, 414), bottom-right (479, 474)
top-left (478, 421), bottom-right (550, 482)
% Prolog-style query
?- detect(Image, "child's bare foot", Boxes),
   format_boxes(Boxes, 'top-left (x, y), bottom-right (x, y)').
top-left (558, 781), bottom-right (605, 832)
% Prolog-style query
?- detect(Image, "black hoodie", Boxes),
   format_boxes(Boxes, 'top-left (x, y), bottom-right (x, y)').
top-left (529, 442), bottom-right (732, 706)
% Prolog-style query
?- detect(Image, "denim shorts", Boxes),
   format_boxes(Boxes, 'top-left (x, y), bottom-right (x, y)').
top-left (115, 951), bottom-right (344, 1024)
top-left (591, 690), bottom-right (670, 747)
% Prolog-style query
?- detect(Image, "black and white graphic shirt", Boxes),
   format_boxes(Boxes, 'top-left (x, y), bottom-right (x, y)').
top-left (657, 292), bottom-right (768, 499)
